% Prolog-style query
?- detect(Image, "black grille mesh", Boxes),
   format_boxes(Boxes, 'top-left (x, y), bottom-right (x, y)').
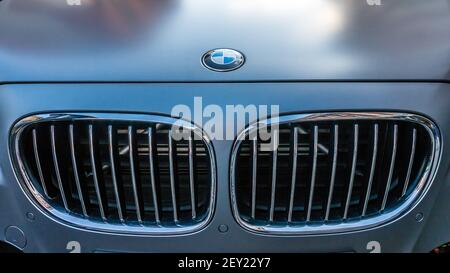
top-left (233, 118), bottom-right (434, 227)
top-left (18, 118), bottom-right (213, 228)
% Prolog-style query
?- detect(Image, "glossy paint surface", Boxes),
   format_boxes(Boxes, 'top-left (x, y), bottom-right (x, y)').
top-left (0, 0), bottom-right (449, 82)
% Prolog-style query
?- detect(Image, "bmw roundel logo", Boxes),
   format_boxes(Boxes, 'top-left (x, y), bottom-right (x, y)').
top-left (202, 48), bottom-right (245, 72)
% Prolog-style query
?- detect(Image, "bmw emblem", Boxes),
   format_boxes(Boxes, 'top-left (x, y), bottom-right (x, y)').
top-left (202, 48), bottom-right (245, 72)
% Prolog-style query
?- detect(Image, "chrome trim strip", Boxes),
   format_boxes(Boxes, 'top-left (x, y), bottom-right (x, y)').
top-left (230, 112), bottom-right (441, 235)
top-left (11, 113), bottom-right (216, 235)
top-left (69, 124), bottom-right (88, 217)
top-left (50, 125), bottom-right (69, 212)
top-left (362, 123), bottom-right (378, 217)
top-left (343, 124), bottom-right (359, 220)
top-left (402, 128), bottom-right (417, 197)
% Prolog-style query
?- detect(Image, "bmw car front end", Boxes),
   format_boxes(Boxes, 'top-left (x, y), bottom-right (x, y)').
top-left (0, 0), bottom-right (449, 256)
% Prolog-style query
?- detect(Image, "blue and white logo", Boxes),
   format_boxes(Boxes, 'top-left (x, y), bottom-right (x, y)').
top-left (211, 50), bottom-right (237, 65)
top-left (202, 49), bottom-right (245, 72)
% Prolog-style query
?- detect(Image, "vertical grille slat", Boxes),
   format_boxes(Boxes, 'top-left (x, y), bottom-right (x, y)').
top-left (343, 124), bottom-right (358, 220)
top-left (287, 127), bottom-right (299, 223)
top-left (188, 134), bottom-right (196, 220)
top-left (50, 125), bottom-right (70, 212)
top-left (381, 124), bottom-right (398, 211)
top-left (306, 125), bottom-right (318, 222)
top-left (251, 137), bottom-right (258, 219)
top-left (325, 124), bottom-right (338, 221)
top-left (108, 125), bottom-right (125, 223)
top-left (362, 123), bottom-right (378, 216)
top-left (32, 129), bottom-right (50, 199)
top-left (402, 128), bottom-right (417, 197)
top-left (69, 124), bottom-right (88, 217)
top-left (128, 126), bottom-right (143, 224)
top-left (168, 129), bottom-right (179, 223)
top-left (269, 133), bottom-right (278, 222)
top-left (148, 126), bottom-right (161, 224)
top-left (14, 113), bottom-right (215, 233)
top-left (232, 112), bottom-right (439, 234)
top-left (88, 124), bottom-right (107, 221)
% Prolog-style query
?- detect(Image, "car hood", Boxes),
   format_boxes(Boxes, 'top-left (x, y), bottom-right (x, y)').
top-left (0, 0), bottom-right (449, 82)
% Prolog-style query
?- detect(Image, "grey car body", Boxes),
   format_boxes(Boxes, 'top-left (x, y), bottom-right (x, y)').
top-left (0, 0), bottom-right (449, 252)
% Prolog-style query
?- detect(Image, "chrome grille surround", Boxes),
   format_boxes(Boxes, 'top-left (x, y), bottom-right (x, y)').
top-left (230, 112), bottom-right (441, 235)
top-left (10, 113), bottom-right (216, 235)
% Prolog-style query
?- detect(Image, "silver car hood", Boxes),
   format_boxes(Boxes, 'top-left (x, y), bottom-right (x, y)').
top-left (0, 0), bottom-right (449, 82)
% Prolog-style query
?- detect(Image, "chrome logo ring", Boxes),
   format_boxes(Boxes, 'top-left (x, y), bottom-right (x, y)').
top-left (202, 49), bottom-right (245, 72)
